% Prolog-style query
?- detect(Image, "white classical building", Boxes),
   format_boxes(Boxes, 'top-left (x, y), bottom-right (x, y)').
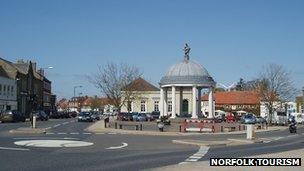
top-left (121, 44), bottom-right (216, 119)
top-left (159, 44), bottom-right (216, 119)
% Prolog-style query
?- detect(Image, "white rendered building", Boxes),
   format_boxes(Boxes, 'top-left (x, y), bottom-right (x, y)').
top-left (0, 67), bottom-right (17, 112)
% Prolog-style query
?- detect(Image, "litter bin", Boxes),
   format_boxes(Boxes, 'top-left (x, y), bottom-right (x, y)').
top-left (157, 122), bottom-right (164, 132)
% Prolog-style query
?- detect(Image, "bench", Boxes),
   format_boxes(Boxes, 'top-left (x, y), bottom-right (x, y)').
top-left (114, 122), bottom-right (143, 131)
top-left (185, 127), bottom-right (213, 132)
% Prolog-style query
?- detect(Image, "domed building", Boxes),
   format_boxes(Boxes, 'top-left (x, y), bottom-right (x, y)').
top-left (120, 44), bottom-right (216, 119)
top-left (159, 44), bottom-right (216, 118)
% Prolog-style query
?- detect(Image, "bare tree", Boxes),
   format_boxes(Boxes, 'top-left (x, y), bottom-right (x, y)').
top-left (88, 62), bottom-right (141, 112)
top-left (255, 64), bottom-right (296, 123)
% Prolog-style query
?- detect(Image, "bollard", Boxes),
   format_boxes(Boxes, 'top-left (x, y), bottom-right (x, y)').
top-left (115, 122), bottom-right (118, 129)
top-left (140, 124), bottom-right (143, 131)
top-left (246, 124), bottom-right (255, 140)
top-left (33, 116), bottom-right (36, 129)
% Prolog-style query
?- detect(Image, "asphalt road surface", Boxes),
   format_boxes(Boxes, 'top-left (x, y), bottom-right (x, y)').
top-left (0, 118), bottom-right (303, 171)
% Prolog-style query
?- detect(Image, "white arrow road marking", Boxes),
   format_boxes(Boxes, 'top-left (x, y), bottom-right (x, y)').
top-left (106, 142), bottom-right (128, 150)
top-left (179, 146), bottom-right (209, 164)
top-left (0, 146), bottom-right (30, 151)
top-left (53, 124), bottom-right (61, 128)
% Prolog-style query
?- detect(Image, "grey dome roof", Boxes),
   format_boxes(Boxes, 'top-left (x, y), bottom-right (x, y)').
top-left (160, 59), bottom-right (215, 87)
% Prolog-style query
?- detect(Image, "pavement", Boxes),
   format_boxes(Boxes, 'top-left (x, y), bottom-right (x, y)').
top-left (150, 148), bottom-right (304, 171)
top-left (86, 119), bottom-right (289, 136)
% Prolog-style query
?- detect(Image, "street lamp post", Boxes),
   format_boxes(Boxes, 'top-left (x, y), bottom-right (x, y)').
top-left (73, 86), bottom-right (82, 98)
top-left (302, 87), bottom-right (304, 113)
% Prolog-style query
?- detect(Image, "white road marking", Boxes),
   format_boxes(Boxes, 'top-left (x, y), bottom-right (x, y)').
top-left (178, 162), bottom-right (189, 165)
top-left (0, 146), bottom-right (30, 151)
top-left (70, 132), bottom-right (79, 135)
top-left (107, 132), bottom-right (117, 135)
top-left (106, 142), bottom-right (128, 150)
top-left (62, 122), bottom-right (69, 125)
top-left (287, 134), bottom-right (299, 138)
top-left (95, 133), bottom-right (105, 135)
top-left (179, 146), bottom-right (209, 164)
top-left (14, 140), bottom-right (93, 148)
top-left (53, 124), bottom-right (61, 128)
top-left (46, 133), bottom-right (54, 135)
top-left (188, 156), bottom-right (202, 159)
top-left (83, 132), bottom-right (92, 135)
top-left (45, 127), bottom-right (52, 130)
top-left (185, 158), bottom-right (198, 162)
top-left (57, 133), bottom-right (67, 135)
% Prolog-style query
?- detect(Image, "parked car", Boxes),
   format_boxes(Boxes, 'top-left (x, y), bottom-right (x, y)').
top-left (145, 113), bottom-right (153, 121)
top-left (78, 112), bottom-right (94, 122)
top-left (91, 111), bottom-right (101, 120)
top-left (69, 111), bottom-right (78, 118)
top-left (240, 113), bottom-right (256, 124)
top-left (225, 113), bottom-right (236, 123)
top-left (132, 112), bottom-right (139, 121)
top-left (31, 110), bottom-right (49, 121)
top-left (137, 113), bottom-right (148, 122)
top-left (256, 116), bottom-right (267, 124)
top-left (0, 110), bottom-right (26, 122)
top-left (151, 111), bottom-right (160, 120)
top-left (117, 112), bottom-right (133, 121)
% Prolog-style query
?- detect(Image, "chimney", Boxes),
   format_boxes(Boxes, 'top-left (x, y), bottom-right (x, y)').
top-left (32, 62), bottom-right (37, 72)
top-left (38, 68), bottom-right (44, 76)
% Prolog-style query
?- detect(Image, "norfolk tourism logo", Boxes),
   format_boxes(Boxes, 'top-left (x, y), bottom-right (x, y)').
top-left (210, 158), bottom-right (301, 166)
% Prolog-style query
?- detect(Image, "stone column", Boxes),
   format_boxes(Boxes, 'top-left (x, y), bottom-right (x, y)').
top-left (192, 86), bottom-right (198, 119)
top-left (179, 87), bottom-right (183, 116)
top-left (208, 87), bottom-right (214, 118)
top-left (171, 86), bottom-right (176, 119)
top-left (197, 87), bottom-right (202, 117)
top-left (160, 88), bottom-right (164, 117)
top-left (164, 89), bottom-right (168, 116)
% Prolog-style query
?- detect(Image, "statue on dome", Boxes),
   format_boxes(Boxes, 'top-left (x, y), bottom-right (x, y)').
top-left (184, 43), bottom-right (191, 61)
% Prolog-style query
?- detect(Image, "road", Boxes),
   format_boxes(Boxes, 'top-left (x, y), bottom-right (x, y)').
top-left (0, 119), bottom-right (303, 171)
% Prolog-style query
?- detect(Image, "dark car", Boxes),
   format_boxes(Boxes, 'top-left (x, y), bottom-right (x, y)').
top-left (151, 111), bottom-right (160, 120)
top-left (69, 111), bottom-right (78, 118)
top-left (256, 116), bottom-right (267, 124)
top-left (0, 110), bottom-right (26, 123)
top-left (78, 112), bottom-right (94, 122)
top-left (91, 111), bottom-right (101, 120)
top-left (240, 113), bottom-right (256, 124)
top-left (31, 110), bottom-right (49, 121)
top-left (117, 112), bottom-right (133, 121)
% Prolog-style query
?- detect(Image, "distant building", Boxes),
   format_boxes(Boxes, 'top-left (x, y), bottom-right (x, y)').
top-left (201, 91), bottom-right (260, 115)
top-left (0, 58), bottom-right (55, 116)
top-left (120, 77), bottom-right (160, 114)
top-left (296, 96), bottom-right (304, 113)
top-left (0, 66), bottom-right (17, 112)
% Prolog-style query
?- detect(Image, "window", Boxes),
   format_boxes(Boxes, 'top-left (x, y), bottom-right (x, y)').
top-left (11, 86), bottom-right (14, 96)
top-left (168, 101), bottom-right (172, 112)
top-left (154, 101), bottom-right (159, 112)
top-left (140, 100), bottom-right (146, 112)
top-left (7, 86), bottom-right (10, 95)
top-left (3, 85), bottom-right (6, 95)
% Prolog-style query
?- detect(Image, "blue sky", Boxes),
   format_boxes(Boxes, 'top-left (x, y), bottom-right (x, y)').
top-left (0, 0), bottom-right (303, 99)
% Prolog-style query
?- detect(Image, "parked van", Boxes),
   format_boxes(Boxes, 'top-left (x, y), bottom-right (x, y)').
top-left (290, 113), bottom-right (304, 124)
top-left (269, 110), bottom-right (288, 125)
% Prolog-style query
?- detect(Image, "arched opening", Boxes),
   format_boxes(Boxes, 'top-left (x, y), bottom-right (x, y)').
top-left (182, 99), bottom-right (189, 114)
